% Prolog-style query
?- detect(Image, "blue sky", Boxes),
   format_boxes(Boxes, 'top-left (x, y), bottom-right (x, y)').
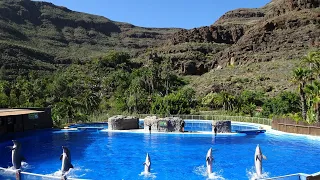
top-left (35, 0), bottom-right (271, 29)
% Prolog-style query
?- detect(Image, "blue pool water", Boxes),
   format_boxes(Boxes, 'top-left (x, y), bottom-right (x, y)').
top-left (0, 129), bottom-right (320, 180)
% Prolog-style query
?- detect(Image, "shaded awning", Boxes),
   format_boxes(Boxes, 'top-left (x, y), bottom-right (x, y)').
top-left (0, 109), bottom-right (44, 117)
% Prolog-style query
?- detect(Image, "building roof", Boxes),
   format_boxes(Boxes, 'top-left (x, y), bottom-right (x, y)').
top-left (0, 109), bottom-right (44, 117)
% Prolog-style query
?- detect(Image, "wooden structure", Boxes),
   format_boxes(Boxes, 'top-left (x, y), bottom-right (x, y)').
top-left (0, 108), bottom-right (52, 135)
top-left (272, 118), bottom-right (320, 136)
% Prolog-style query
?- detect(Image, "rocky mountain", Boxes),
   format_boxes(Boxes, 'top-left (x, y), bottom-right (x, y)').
top-left (0, 0), bottom-right (318, 96)
top-left (0, 0), bottom-right (180, 79)
top-left (169, 0), bottom-right (319, 73)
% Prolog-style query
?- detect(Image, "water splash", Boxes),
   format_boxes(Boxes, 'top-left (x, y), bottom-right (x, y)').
top-left (4, 162), bottom-right (31, 171)
top-left (47, 167), bottom-right (75, 177)
top-left (247, 167), bottom-right (269, 180)
top-left (139, 171), bottom-right (157, 179)
top-left (21, 162), bottom-right (31, 170)
top-left (193, 165), bottom-right (225, 180)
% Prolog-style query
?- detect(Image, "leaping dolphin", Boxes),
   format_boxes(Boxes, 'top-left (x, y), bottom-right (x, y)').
top-left (206, 148), bottom-right (213, 175)
top-left (7, 140), bottom-right (25, 169)
top-left (60, 146), bottom-right (74, 176)
top-left (143, 153), bottom-right (151, 174)
top-left (254, 144), bottom-right (267, 177)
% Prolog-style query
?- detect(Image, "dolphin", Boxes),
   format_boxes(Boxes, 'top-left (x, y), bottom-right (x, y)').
top-left (60, 146), bottom-right (74, 176)
top-left (143, 153), bottom-right (151, 174)
top-left (7, 140), bottom-right (25, 169)
top-left (206, 148), bottom-right (213, 175)
top-left (254, 144), bottom-right (267, 177)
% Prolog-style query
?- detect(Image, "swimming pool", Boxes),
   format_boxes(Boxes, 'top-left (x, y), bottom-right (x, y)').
top-left (0, 126), bottom-right (319, 180)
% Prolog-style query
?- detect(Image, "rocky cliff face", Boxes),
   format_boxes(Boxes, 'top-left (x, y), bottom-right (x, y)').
top-left (170, 8), bottom-right (266, 45)
top-left (171, 24), bottom-right (247, 45)
top-left (265, 0), bottom-right (320, 17)
top-left (169, 0), bottom-right (320, 72)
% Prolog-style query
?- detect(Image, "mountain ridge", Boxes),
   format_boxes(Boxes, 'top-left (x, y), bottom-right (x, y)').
top-left (0, 0), bottom-right (319, 96)
top-left (0, 0), bottom-right (181, 79)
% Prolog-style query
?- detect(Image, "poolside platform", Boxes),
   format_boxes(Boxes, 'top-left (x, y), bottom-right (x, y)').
top-left (77, 127), bottom-right (104, 131)
top-left (262, 171), bottom-right (320, 180)
top-left (235, 129), bottom-right (266, 135)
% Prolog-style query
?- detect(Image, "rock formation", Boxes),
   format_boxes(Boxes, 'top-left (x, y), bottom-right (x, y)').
top-left (108, 115), bottom-right (139, 130)
top-left (169, 0), bottom-right (320, 72)
top-left (214, 121), bottom-right (231, 133)
top-left (144, 116), bottom-right (184, 132)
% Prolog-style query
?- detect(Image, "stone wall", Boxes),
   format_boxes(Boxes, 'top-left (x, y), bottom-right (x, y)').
top-left (144, 116), bottom-right (184, 132)
top-left (108, 115), bottom-right (139, 130)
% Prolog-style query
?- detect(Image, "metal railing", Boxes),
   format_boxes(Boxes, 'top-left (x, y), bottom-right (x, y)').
top-left (136, 114), bottom-right (272, 126)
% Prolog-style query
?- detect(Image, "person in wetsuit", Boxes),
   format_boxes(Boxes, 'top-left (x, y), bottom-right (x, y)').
top-left (214, 125), bottom-right (217, 136)
top-left (181, 121), bottom-right (185, 132)
top-left (148, 124), bottom-right (152, 134)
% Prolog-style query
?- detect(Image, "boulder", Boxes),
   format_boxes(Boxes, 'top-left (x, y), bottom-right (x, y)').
top-left (144, 116), bottom-right (158, 131)
top-left (108, 115), bottom-right (139, 130)
top-left (144, 116), bottom-right (184, 132)
top-left (214, 121), bottom-right (231, 133)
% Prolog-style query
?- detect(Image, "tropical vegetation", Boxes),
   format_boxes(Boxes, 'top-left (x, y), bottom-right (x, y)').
top-left (0, 50), bottom-right (319, 127)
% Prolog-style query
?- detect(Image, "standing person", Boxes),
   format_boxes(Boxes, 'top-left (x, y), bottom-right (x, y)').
top-left (181, 121), bottom-right (185, 132)
top-left (214, 125), bottom-right (217, 136)
top-left (148, 124), bottom-right (152, 134)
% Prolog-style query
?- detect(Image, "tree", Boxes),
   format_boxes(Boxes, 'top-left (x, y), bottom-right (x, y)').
top-left (81, 90), bottom-right (100, 114)
top-left (302, 51), bottom-right (320, 78)
top-left (151, 88), bottom-right (196, 115)
top-left (292, 68), bottom-right (312, 120)
top-left (95, 51), bottom-right (131, 70)
top-left (262, 91), bottom-right (300, 117)
top-left (305, 81), bottom-right (320, 123)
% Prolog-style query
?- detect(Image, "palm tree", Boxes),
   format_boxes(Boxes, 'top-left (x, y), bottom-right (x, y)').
top-left (305, 81), bottom-right (320, 123)
top-left (302, 51), bottom-right (320, 79)
top-left (292, 68), bottom-right (312, 120)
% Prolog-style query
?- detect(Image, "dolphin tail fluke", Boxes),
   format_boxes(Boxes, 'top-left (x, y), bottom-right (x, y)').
top-left (262, 155), bottom-right (267, 160)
